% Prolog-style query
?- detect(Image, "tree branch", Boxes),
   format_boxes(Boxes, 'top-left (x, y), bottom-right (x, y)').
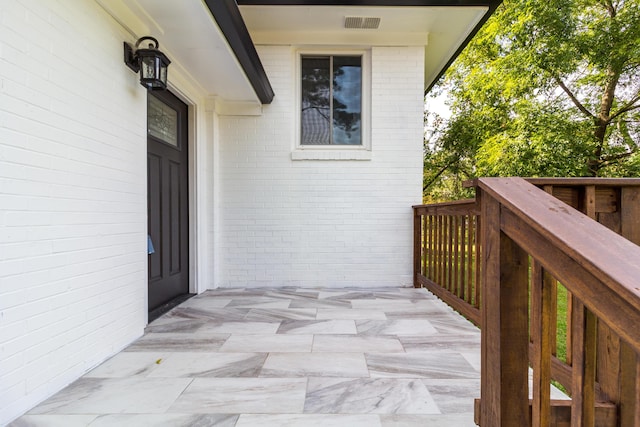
top-left (301, 106), bottom-right (330, 122)
top-left (423, 159), bottom-right (459, 192)
top-left (554, 77), bottom-right (596, 120)
top-left (617, 120), bottom-right (639, 149)
top-left (609, 93), bottom-right (640, 121)
top-left (600, 150), bottom-right (634, 167)
top-left (597, 0), bottom-right (616, 17)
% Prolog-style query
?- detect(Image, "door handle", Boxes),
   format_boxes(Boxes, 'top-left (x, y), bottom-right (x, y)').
top-left (148, 235), bottom-right (155, 254)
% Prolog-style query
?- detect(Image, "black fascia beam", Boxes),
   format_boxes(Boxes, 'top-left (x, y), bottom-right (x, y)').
top-left (238, 0), bottom-right (498, 5)
top-left (236, 0), bottom-right (502, 94)
top-left (203, 0), bottom-right (275, 104)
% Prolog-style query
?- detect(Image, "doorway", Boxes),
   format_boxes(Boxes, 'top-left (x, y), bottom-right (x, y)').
top-left (147, 90), bottom-right (190, 316)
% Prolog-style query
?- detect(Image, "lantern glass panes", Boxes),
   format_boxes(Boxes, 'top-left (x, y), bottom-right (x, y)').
top-left (138, 49), bottom-right (170, 90)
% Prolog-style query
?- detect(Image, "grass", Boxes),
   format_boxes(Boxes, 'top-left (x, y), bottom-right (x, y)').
top-left (555, 284), bottom-right (568, 362)
top-left (552, 283), bottom-right (570, 395)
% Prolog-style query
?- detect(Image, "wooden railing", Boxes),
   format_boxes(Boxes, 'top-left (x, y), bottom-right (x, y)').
top-left (413, 199), bottom-right (482, 325)
top-left (413, 178), bottom-right (640, 426)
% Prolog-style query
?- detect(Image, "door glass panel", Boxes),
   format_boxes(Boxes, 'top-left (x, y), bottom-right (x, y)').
top-left (148, 94), bottom-right (178, 147)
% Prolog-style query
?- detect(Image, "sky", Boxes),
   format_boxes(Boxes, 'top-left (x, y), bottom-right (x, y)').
top-left (425, 92), bottom-right (451, 119)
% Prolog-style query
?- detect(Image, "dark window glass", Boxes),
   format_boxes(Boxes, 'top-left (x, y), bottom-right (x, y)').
top-left (148, 94), bottom-right (178, 147)
top-left (301, 55), bottom-right (362, 145)
top-left (332, 56), bottom-right (362, 145)
top-left (301, 57), bottom-right (330, 145)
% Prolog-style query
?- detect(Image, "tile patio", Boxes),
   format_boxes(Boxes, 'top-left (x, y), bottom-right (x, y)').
top-left (11, 287), bottom-right (484, 426)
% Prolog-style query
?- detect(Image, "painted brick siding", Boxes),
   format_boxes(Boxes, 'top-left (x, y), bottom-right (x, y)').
top-left (0, 1), bottom-right (148, 423)
top-left (217, 46), bottom-right (424, 288)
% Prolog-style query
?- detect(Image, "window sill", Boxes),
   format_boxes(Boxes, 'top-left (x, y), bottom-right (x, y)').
top-left (291, 149), bottom-right (372, 161)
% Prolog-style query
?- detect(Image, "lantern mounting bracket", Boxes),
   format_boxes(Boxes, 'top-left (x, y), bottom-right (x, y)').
top-left (123, 41), bottom-right (140, 73)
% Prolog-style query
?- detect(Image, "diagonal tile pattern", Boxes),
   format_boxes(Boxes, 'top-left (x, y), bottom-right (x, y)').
top-left (11, 287), bottom-right (484, 426)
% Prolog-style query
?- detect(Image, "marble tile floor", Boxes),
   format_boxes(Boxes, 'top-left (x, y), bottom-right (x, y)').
top-left (11, 287), bottom-right (562, 426)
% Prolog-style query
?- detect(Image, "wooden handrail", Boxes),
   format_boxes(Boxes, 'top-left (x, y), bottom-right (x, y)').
top-left (465, 177), bottom-right (640, 188)
top-left (413, 198), bottom-right (482, 325)
top-left (475, 177), bottom-right (640, 426)
top-left (476, 178), bottom-right (640, 349)
top-left (414, 177), bottom-right (640, 426)
top-left (413, 199), bottom-right (479, 217)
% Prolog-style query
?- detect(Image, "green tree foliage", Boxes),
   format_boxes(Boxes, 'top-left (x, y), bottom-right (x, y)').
top-left (424, 0), bottom-right (640, 201)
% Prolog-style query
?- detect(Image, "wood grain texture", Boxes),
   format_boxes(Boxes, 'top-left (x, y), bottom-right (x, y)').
top-left (531, 260), bottom-right (553, 427)
top-left (413, 210), bottom-right (421, 288)
top-left (475, 399), bottom-right (617, 427)
top-left (476, 178), bottom-right (640, 318)
top-left (418, 178), bottom-right (640, 426)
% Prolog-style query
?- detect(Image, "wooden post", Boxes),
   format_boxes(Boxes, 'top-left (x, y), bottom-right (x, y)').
top-left (620, 186), bottom-right (640, 426)
top-left (480, 192), bottom-right (530, 426)
top-left (413, 209), bottom-right (421, 288)
top-left (621, 187), bottom-right (640, 244)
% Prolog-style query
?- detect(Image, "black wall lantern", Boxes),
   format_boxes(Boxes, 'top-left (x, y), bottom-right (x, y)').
top-left (124, 36), bottom-right (171, 90)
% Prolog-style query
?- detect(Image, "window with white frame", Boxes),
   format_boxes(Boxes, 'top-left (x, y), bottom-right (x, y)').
top-left (299, 53), bottom-right (367, 147)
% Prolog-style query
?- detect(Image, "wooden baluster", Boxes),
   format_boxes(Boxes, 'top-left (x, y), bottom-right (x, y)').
top-left (452, 215), bottom-right (458, 296)
top-left (430, 215), bottom-right (436, 283)
top-left (442, 215), bottom-right (446, 287)
top-left (430, 215), bottom-right (435, 280)
top-left (567, 291), bottom-right (573, 365)
top-left (449, 215), bottom-right (456, 294)
top-left (450, 216), bottom-right (455, 293)
top-left (466, 215), bottom-right (474, 305)
top-left (571, 299), bottom-right (597, 427)
top-left (436, 215), bottom-right (442, 286)
top-left (550, 279), bottom-right (558, 358)
top-left (531, 259), bottom-right (553, 427)
top-left (440, 216), bottom-right (445, 289)
top-left (422, 214), bottom-right (428, 279)
top-left (474, 215), bottom-right (482, 310)
top-left (460, 215), bottom-right (467, 302)
top-left (480, 194), bottom-right (529, 426)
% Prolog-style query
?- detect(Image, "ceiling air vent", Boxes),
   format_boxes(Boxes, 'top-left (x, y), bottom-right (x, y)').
top-left (344, 16), bottom-right (381, 29)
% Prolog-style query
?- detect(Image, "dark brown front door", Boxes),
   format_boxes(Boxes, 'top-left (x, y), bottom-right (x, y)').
top-left (147, 90), bottom-right (189, 312)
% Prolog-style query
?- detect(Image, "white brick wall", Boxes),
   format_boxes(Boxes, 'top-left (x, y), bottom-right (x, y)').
top-left (0, 1), bottom-right (427, 419)
top-left (217, 46), bottom-right (424, 288)
top-left (0, 1), bottom-right (148, 423)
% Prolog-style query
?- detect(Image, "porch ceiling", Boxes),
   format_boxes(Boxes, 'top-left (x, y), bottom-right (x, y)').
top-left (102, 0), bottom-right (498, 104)
top-left (106, 0), bottom-right (272, 104)
top-left (237, 0), bottom-right (499, 91)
